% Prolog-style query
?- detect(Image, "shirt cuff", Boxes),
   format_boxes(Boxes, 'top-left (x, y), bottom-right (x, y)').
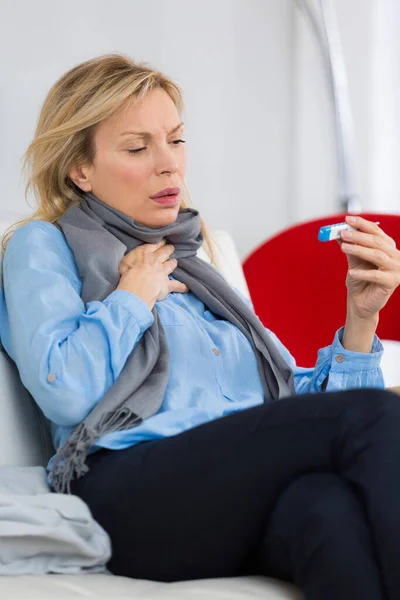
top-left (104, 289), bottom-right (154, 329)
top-left (329, 326), bottom-right (383, 372)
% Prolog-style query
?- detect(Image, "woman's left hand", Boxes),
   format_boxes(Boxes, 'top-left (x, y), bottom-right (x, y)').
top-left (340, 215), bottom-right (400, 320)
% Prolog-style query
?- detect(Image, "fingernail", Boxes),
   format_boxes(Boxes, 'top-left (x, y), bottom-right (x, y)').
top-left (347, 216), bottom-right (356, 224)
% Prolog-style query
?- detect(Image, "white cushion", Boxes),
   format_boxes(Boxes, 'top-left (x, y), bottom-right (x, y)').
top-left (381, 340), bottom-right (400, 388)
top-left (0, 350), bottom-right (54, 467)
top-left (0, 573), bottom-right (299, 599)
top-left (197, 229), bottom-right (250, 299)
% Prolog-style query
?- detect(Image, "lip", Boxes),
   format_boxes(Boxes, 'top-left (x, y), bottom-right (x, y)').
top-left (150, 186), bottom-right (180, 199)
top-left (151, 194), bottom-right (179, 207)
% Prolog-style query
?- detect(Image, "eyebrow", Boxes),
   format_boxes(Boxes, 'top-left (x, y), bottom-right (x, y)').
top-left (120, 122), bottom-right (184, 138)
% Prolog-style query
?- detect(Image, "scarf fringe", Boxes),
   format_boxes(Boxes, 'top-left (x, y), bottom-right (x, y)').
top-left (50, 408), bottom-right (142, 494)
top-left (97, 406), bottom-right (140, 433)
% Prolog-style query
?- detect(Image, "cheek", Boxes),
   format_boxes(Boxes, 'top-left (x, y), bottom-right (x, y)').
top-left (112, 156), bottom-right (150, 186)
top-left (179, 148), bottom-right (187, 176)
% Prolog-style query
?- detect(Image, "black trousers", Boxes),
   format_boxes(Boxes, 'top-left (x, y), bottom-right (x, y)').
top-left (70, 389), bottom-right (400, 600)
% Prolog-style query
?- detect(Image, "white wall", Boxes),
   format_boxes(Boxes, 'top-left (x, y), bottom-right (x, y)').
top-left (370, 0), bottom-right (400, 213)
top-left (0, 0), bottom-right (294, 259)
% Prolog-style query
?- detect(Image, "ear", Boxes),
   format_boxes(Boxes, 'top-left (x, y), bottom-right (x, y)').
top-left (68, 164), bottom-right (93, 192)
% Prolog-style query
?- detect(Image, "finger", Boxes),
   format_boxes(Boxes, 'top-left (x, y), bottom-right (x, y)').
top-left (340, 229), bottom-right (399, 259)
top-left (341, 242), bottom-right (398, 270)
top-left (125, 240), bottom-right (165, 257)
top-left (345, 215), bottom-right (381, 235)
top-left (121, 241), bottom-right (167, 269)
top-left (155, 244), bottom-right (175, 262)
top-left (118, 262), bottom-right (130, 275)
top-left (163, 258), bottom-right (178, 275)
top-left (168, 280), bottom-right (189, 294)
top-left (348, 268), bottom-right (400, 289)
top-left (345, 215), bottom-right (396, 247)
top-left (141, 239), bottom-right (167, 253)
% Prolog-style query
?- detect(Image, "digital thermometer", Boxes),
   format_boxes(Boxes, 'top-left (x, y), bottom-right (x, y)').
top-left (318, 221), bottom-right (380, 242)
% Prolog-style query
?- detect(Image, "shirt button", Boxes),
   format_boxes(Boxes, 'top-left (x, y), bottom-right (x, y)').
top-left (335, 354), bottom-right (345, 363)
top-left (180, 304), bottom-right (186, 310)
top-left (212, 347), bottom-right (220, 356)
top-left (47, 373), bottom-right (56, 383)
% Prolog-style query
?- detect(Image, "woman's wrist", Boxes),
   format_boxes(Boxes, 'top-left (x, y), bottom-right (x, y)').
top-left (342, 302), bottom-right (379, 353)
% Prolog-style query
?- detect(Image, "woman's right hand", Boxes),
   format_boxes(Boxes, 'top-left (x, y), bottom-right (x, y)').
top-left (116, 240), bottom-right (189, 310)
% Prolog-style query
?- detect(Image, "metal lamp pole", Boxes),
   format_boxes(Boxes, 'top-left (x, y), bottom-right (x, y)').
top-left (295, 0), bottom-right (361, 213)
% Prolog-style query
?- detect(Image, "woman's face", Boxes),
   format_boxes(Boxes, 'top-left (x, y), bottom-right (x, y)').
top-left (69, 87), bottom-right (187, 228)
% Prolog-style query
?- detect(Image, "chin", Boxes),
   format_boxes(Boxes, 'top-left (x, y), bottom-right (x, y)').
top-left (145, 207), bottom-right (180, 229)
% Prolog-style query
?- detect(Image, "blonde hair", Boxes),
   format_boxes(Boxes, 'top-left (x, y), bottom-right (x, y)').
top-left (2, 53), bottom-right (215, 262)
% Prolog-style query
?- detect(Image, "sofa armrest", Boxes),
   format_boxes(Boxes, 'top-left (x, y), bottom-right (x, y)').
top-left (387, 386), bottom-right (400, 396)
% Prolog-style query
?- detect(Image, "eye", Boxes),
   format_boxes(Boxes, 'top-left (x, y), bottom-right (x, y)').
top-left (127, 140), bottom-right (185, 154)
top-left (128, 147), bottom-right (146, 154)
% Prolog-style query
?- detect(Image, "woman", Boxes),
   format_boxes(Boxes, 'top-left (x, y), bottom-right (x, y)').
top-left (1, 54), bottom-right (400, 600)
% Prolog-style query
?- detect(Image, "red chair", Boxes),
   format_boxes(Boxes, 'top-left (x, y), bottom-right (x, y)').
top-left (242, 213), bottom-right (400, 367)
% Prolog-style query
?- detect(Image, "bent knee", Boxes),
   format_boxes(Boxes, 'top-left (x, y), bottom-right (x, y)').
top-left (271, 474), bottom-right (362, 541)
top-left (306, 478), bottom-right (360, 531)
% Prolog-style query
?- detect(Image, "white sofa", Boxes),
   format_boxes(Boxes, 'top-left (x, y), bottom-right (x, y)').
top-left (0, 222), bottom-right (300, 599)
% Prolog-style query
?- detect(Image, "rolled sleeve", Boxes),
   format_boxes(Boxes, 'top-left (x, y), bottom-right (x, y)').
top-left (103, 290), bottom-right (154, 330)
top-left (263, 326), bottom-right (385, 395)
top-left (328, 326), bottom-right (383, 372)
top-left (322, 327), bottom-right (385, 392)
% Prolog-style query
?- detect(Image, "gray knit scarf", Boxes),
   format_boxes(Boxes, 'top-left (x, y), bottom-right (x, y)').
top-left (50, 192), bottom-right (295, 493)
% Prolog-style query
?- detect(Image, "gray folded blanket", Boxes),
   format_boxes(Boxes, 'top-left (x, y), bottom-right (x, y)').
top-left (0, 466), bottom-right (111, 575)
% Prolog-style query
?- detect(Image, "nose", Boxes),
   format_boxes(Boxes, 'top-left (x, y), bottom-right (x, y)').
top-left (154, 144), bottom-right (179, 176)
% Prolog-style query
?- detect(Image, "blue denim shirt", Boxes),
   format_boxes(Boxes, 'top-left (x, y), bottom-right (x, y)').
top-left (0, 221), bottom-right (384, 467)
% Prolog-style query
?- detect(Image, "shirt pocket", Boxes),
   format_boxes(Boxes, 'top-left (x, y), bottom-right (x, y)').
top-left (155, 299), bottom-right (185, 327)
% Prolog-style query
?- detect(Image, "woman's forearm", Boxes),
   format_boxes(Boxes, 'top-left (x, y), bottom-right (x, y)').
top-left (342, 302), bottom-right (379, 353)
